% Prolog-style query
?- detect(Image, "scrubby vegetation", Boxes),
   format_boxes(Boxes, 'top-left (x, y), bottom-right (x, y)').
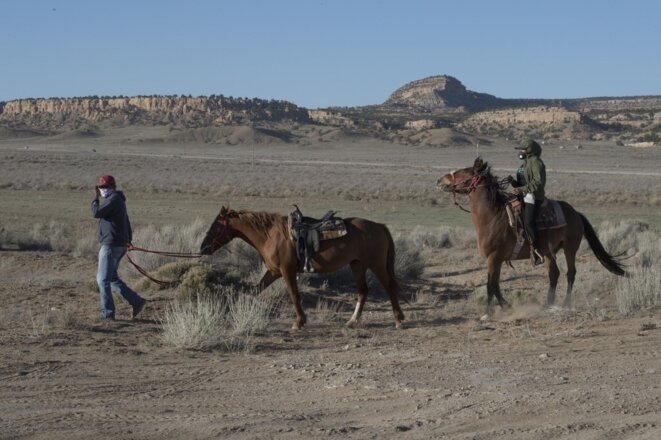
top-left (160, 287), bottom-right (278, 352)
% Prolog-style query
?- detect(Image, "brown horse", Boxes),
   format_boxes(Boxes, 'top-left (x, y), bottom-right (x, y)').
top-left (200, 206), bottom-right (404, 329)
top-left (437, 157), bottom-right (625, 315)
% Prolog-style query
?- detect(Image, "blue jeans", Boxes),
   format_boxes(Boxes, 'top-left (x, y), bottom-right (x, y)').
top-left (97, 244), bottom-right (142, 319)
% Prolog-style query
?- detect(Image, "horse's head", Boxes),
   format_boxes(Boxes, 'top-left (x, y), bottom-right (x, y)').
top-left (200, 205), bottom-right (235, 255)
top-left (437, 157), bottom-right (488, 194)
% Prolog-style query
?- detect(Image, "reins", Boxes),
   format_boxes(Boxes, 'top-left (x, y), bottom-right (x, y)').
top-left (125, 244), bottom-right (202, 286)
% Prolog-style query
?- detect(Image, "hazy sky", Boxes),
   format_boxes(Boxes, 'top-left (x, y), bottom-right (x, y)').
top-left (1, 0), bottom-right (659, 107)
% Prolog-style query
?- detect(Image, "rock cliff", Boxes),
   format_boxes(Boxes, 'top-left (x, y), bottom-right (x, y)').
top-left (0, 96), bottom-right (310, 131)
top-left (1, 75), bottom-right (660, 145)
top-left (383, 75), bottom-right (504, 112)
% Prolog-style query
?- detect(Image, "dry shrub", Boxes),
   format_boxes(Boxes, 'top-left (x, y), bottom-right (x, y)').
top-left (409, 225), bottom-right (480, 269)
top-left (176, 264), bottom-right (226, 302)
top-left (615, 266), bottom-right (661, 314)
top-left (571, 261), bottom-right (616, 298)
top-left (132, 260), bottom-right (200, 292)
top-left (131, 259), bottom-right (250, 303)
top-left (228, 291), bottom-right (279, 336)
top-left (393, 233), bottom-right (425, 281)
top-left (84, 277), bottom-right (99, 292)
top-left (410, 289), bottom-right (441, 306)
top-left (72, 234), bottom-right (98, 258)
top-left (0, 221), bottom-right (72, 252)
top-left (130, 218), bottom-right (207, 272)
top-left (309, 298), bottom-right (344, 323)
top-left (161, 295), bottom-right (230, 351)
top-left (570, 220), bottom-right (661, 315)
top-left (206, 239), bottom-right (263, 275)
top-left (471, 286), bottom-right (537, 306)
top-left (407, 225), bottom-right (475, 250)
top-left (470, 286), bottom-right (488, 305)
top-left (160, 287), bottom-right (277, 352)
top-left (586, 220), bottom-right (661, 268)
top-left (10, 306), bottom-right (84, 338)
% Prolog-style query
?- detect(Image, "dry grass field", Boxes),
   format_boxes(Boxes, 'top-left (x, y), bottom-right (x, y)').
top-left (1, 134), bottom-right (661, 439)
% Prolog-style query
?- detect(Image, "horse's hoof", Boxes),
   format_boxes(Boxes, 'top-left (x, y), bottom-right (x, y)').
top-left (395, 322), bottom-right (404, 330)
top-left (480, 314), bottom-right (490, 322)
top-left (292, 323), bottom-right (303, 330)
top-left (345, 320), bottom-right (356, 328)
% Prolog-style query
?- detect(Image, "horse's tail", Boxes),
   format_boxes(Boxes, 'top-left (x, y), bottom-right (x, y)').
top-left (384, 226), bottom-right (408, 304)
top-left (579, 212), bottom-right (626, 276)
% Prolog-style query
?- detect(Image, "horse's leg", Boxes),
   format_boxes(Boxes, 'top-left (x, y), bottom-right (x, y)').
top-left (346, 261), bottom-right (368, 328)
top-left (544, 256), bottom-right (560, 306)
top-left (282, 269), bottom-right (306, 330)
top-left (563, 248), bottom-right (578, 309)
top-left (486, 255), bottom-right (508, 316)
top-left (371, 265), bottom-right (404, 329)
top-left (258, 269), bottom-right (280, 292)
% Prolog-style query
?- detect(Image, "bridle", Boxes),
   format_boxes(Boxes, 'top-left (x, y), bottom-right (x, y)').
top-left (209, 215), bottom-right (233, 252)
top-left (445, 169), bottom-right (509, 213)
top-left (445, 171), bottom-right (485, 213)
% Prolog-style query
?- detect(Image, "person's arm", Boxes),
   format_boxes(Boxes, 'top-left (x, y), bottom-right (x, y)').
top-left (508, 175), bottom-right (524, 188)
top-left (127, 215), bottom-right (133, 244)
top-left (525, 161), bottom-right (542, 195)
top-left (92, 194), bottom-right (117, 218)
top-left (91, 186), bottom-right (100, 216)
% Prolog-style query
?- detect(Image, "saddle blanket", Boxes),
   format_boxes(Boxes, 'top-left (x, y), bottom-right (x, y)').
top-left (506, 198), bottom-right (567, 230)
top-left (536, 199), bottom-right (566, 230)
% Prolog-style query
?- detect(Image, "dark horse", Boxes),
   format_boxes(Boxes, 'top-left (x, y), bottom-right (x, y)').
top-left (438, 158), bottom-right (625, 315)
top-left (200, 206), bottom-right (404, 329)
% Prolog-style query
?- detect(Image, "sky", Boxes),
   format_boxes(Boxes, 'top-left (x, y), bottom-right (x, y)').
top-left (1, 0), bottom-right (660, 108)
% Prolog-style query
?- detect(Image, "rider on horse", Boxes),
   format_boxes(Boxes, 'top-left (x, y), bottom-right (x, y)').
top-left (509, 139), bottom-right (547, 264)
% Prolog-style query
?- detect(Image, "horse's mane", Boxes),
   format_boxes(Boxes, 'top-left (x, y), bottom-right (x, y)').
top-left (230, 209), bottom-right (289, 236)
top-left (479, 161), bottom-right (510, 209)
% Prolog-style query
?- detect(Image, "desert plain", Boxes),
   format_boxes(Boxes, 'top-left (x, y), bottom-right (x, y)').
top-left (1, 132), bottom-right (661, 439)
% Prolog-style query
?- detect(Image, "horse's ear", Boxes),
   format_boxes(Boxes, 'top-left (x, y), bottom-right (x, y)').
top-left (473, 156), bottom-right (485, 172)
top-left (220, 205), bottom-right (228, 216)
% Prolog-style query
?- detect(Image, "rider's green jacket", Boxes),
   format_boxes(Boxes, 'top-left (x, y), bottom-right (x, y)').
top-left (522, 142), bottom-right (546, 201)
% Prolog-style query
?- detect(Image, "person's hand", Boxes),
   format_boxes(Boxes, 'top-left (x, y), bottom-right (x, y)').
top-left (512, 187), bottom-right (522, 195)
top-left (93, 186), bottom-right (100, 199)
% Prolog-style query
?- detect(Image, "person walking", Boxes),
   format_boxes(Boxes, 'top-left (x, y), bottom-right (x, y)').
top-left (509, 139), bottom-right (547, 265)
top-left (92, 175), bottom-right (146, 320)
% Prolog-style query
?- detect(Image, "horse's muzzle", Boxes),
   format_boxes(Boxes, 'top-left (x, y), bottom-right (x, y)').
top-left (437, 175), bottom-right (453, 192)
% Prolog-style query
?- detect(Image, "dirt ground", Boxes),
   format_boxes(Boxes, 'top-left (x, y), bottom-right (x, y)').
top-left (2, 250), bottom-right (661, 439)
top-left (1, 140), bottom-right (661, 439)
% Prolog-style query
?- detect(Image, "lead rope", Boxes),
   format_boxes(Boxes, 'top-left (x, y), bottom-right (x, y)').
top-left (125, 244), bottom-right (203, 286)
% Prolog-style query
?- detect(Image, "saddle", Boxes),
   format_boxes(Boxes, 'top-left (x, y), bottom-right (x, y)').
top-left (288, 205), bottom-right (347, 272)
top-left (505, 196), bottom-right (567, 261)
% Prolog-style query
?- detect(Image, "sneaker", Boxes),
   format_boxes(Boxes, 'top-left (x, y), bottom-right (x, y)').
top-left (132, 299), bottom-right (146, 319)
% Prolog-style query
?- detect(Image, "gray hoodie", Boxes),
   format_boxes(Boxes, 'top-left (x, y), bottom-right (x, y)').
top-left (91, 190), bottom-right (133, 246)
